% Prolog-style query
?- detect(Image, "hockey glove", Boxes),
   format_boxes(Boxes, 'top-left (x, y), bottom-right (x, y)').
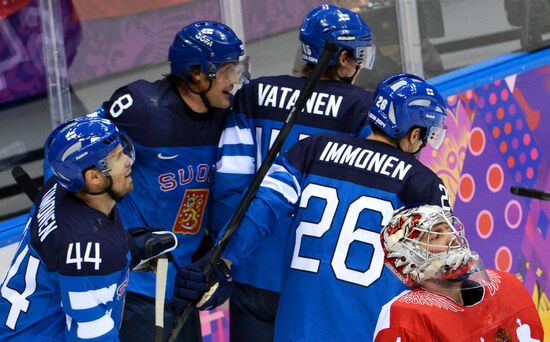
top-left (127, 228), bottom-right (178, 271)
top-left (173, 252), bottom-right (233, 312)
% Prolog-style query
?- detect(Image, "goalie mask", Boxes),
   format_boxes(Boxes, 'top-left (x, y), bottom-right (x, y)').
top-left (381, 205), bottom-right (484, 288)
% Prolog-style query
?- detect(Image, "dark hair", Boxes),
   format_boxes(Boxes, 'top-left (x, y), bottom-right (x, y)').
top-left (414, 126), bottom-right (427, 140)
top-left (294, 63), bottom-right (339, 79)
top-left (294, 50), bottom-right (353, 79)
top-left (369, 121), bottom-right (387, 136)
top-left (162, 65), bottom-right (202, 84)
top-left (162, 74), bottom-right (182, 88)
top-left (163, 65), bottom-right (203, 91)
top-left (368, 122), bottom-right (427, 141)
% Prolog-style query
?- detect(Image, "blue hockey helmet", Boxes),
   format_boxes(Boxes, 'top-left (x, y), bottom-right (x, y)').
top-left (299, 4), bottom-right (375, 69)
top-left (169, 21), bottom-right (247, 81)
top-left (45, 115), bottom-right (135, 192)
top-left (368, 73), bottom-right (448, 149)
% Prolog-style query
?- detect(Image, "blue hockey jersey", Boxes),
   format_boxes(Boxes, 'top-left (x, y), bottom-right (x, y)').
top-left (223, 134), bottom-right (452, 341)
top-left (0, 178), bottom-right (130, 341)
top-left (100, 79), bottom-right (227, 299)
top-left (212, 75), bottom-right (373, 291)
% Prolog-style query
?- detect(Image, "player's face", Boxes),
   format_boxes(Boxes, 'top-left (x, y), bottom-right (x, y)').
top-left (105, 144), bottom-right (134, 196)
top-left (418, 223), bottom-right (458, 254)
top-left (206, 62), bottom-right (241, 109)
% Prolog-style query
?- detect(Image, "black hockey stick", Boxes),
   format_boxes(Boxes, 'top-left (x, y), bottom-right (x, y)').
top-left (167, 41), bottom-right (339, 342)
top-left (510, 186), bottom-right (550, 201)
top-left (11, 165), bottom-right (40, 203)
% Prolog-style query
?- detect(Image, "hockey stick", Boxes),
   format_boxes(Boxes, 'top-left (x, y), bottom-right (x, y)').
top-left (167, 41), bottom-right (338, 342)
top-left (155, 255), bottom-right (169, 342)
top-left (510, 186), bottom-right (550, 201)
top-left (11, 165), bottom-right (40, 202)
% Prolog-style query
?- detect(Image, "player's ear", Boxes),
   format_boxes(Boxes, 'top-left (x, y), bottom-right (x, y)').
top-left (83, 168), bottom-right (104, 189)
top-left (337, 50), bottom-right (353, 66)
top-left (409, 127), bottom-right (423, 143)
top-left (189, 66), bottom-right (204, 83)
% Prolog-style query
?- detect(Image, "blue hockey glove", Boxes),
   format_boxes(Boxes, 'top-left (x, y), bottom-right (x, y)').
top-left (173, 252), bottom-right (233, 312)
top-left (127, 228), bottom-right (178, 270)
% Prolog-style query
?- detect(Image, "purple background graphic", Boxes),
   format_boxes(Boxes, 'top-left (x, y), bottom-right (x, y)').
top-left (2, 0), bottom-right (548, 338)
top-left (0, 0), bottom-right (326, 105)
top-left (421, 64), bottom-right (550, 331)
top-left (0, 0), bottom-right (80, 105)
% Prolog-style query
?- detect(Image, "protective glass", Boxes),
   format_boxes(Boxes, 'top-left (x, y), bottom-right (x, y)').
top-left (355, 45), bottom-right (376, 70)
top-left (97, 134), bottom-right (135, 177)
top-left (416, 216), bottom-right (466, 256)
top-left (423, 105), bottom-right (448, 150)
top-left (427, 124), bottom-right (447, 150)
top-left (217, 55), bottom-right (251, 85)
top-left (412, 216), bottom-right (490, 290)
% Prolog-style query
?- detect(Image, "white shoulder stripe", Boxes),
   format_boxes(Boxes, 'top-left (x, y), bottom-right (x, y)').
top-left (267, 164), bottom-right (301, 197)
top-left (373, 290), bottom-right (410, 340)
top-left (217, 156), bottom-right (255, 174)
top-left (218, 126), bottom-right (254, 147)
top-left (266, 163), bottom-right (287, 175)
top-left (261, 176), bottom-right (299, 204)
top-left (68, 284), bottom-right (116, 310)
top-left (76, 312), bottom-right (115, 339)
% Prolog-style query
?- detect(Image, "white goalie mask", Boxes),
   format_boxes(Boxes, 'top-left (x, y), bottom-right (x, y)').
top-left (381, 205), bottom-right (483, 287)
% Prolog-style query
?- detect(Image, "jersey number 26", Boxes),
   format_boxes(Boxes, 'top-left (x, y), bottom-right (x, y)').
top-left (290, 183), bottom-right (394, 287)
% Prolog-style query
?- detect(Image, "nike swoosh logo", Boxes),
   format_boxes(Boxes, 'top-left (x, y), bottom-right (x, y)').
top-left (157, 153), bottom-right (179, 160)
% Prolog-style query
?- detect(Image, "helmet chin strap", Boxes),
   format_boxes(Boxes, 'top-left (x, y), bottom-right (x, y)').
top-left (188, 78), bottom-right (214, 112)
top-left (397, 131), bottom-right (427, 158)
top-left (337, 64), bottom-right (360, 84)
top-left (84, 175), bottom-right (124, 202)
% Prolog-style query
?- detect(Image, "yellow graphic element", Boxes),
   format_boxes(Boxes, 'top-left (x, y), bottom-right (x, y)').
top-left (172, 189), bottom-right (209, 234)
top-left (420, 99), bottom-right (472, 207)
top-left (531, 282), bottom-right (550, 341)
top-left (517, 273), bottom-right (524, 283)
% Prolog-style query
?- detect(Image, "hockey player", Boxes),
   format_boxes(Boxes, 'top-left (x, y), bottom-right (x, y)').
top-left (375, 204), bottom-right (544, 341)
top-left (175, 73), bottom-right (452, 340)
top-left (209, 4), bottom-right (376, 340)
top-left (99, 21), bottom-right (248, 341)
top-left (0, 116), bottom-right (177, 341)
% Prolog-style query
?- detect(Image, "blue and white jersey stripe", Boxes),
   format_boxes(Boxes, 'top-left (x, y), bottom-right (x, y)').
top-left (100, 78), bottom-right (227, 300)
top-left (0, 179), bottom-right (130, 341)
top-left (211, 76), bottom-right (374, 291)
top-left (223, 134), bottom-right (452, 341)
top-left (261, 163), bottom-right (301, 204)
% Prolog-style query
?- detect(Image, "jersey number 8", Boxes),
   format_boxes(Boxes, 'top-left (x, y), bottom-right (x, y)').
top-left (109, 94), bottom-right (133, 118)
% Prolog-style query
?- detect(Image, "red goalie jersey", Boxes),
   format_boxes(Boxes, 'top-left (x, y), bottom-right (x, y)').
top-left (374, 269), bottom-right (543, 341)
